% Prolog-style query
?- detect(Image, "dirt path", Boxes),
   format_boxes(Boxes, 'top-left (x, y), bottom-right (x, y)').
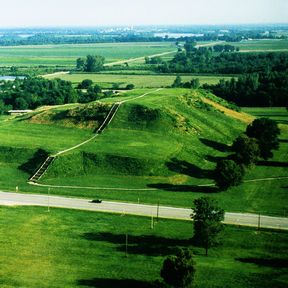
top-left (202, 98), bottom-right (255, 124)
top-left (42, 41), bottom-right (224, 77)
top-left (30, 175), bottom-right (288, 191)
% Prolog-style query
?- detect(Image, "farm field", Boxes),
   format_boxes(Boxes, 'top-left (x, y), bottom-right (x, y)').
top-left (0, 42), bottom-right (176, 67)
top-left (237, 39), bottom-right (288, 52)
top-left (0, 89), bottom-right (286, 216)
top-left (45, 73), bottom-right (231, 88)
top-left (242, 107), bottom-right (288, 124)
top-left (0, 206), bottom-right (287, 288)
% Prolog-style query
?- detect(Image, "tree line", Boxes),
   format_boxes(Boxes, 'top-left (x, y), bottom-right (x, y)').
top-left (157, 46), bottom-right (288, 74)
top-left (0, 77), bottom-right (122, 114)
top-left (203, 71), bottom-right (288, 107)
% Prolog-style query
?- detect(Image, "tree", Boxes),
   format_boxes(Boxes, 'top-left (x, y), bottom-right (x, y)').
top-left (160, 248), bottom-right (196, 288)
top-left (184, 41), bottom-right (197, 54)
top-left (126, 84), bottom-right (135, 90)
top-left (232, 134), bottom-right (260, 166)
top-left (84, 55), bottom-right (105, 72)
top-left (191, 197), bottom-right (224, 256)
top-left (172, 75), bottom-right (182, 88)
top-left (214, 159), bottom-right (244, 190)
top-left (246, 118), bottom-right (280, 160)
top-left (190, 79), bottom-right (200, 89)
top-left (77, 79), bottom-right (93, 89)
top-left (76, 58), bottom-right (85, 71)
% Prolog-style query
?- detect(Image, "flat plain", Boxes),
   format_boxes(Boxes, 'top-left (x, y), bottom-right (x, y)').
top-left (0, 42), bottom-right (176, 67)
top-left (0, 206), bottom-right (287, 288)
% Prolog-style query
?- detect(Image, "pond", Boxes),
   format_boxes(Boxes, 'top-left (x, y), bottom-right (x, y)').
top-left (0, 76), bottom-right (25, 81)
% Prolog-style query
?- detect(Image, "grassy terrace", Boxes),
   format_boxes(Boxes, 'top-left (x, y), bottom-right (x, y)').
top-left (0, 42), bottom-right (176, 67)
top-left (0, 206), bottom-right (287, 288)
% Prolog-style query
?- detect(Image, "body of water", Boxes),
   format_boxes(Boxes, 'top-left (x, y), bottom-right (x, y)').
top-left (0, 76), bottom-right (25, 81)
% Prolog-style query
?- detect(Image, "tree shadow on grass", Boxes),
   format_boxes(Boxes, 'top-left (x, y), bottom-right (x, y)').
top-left (279, 139), bottom-right (288, 143)
top-left (204, 155), bottom-right (227, 163)
top-left (82, 232), bottom-right (191, 256)
top-left (256, 160), bottom-right (288, 167)
top-left (77, 278), bottom-right (154, 288)
top-left (199, 138), bottom-right (231, 152)
top-left (166, 158), bottom-right (214, 179)
top-left (236, 257), bottom-right (288, 268)
top-left (147, 183), bottom-right (218, 193)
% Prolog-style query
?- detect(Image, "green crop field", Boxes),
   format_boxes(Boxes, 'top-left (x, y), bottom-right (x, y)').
top-left (45, 73), bottom-right (231, 88)
top-left (0, 206), bottom-right (287, 288)
top-left (0, 89), bottom-right (286, 215)
top-left (237, 39), bottom-right (288, 52)
top-left (0, 42), bottom-right (176, 67)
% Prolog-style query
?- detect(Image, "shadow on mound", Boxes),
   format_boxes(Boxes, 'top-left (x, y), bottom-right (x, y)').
top-left (18, 148), bottom-right (49, 174)
top-left (204, 155), bottom-right (227, 163)
top-left (166, 158), bottom-right (214, 179)
top-left (77, 278), bottom-right (154, 288)
top-left (256, 160), bottom-right (288, 167)
top-left (147, 183), bottom-right (218, 193)
top-left (82, 232), bottom-right (191, 256)
top-left (200, 138), bottom-right (231, 152)
top-left (236, 257), bottom-right (288, 268)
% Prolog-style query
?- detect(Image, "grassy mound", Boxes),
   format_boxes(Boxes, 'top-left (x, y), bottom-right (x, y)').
top-left (49, 151), bottom-right (163, 177)
top-left (29, 102), bottom-right (112, 130)
top-left (43, 89), bottom-right (244, 184)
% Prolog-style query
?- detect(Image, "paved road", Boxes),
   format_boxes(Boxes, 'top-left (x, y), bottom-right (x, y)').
top-left (1, 192), bottom-right (287, 230)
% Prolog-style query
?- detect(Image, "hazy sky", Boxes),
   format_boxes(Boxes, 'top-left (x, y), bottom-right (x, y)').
top-left (1, 0), bottom-right (287, 27)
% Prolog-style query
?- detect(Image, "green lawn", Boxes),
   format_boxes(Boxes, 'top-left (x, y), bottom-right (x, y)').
top-left (0, 206), bottom-right (287, 288)
top-left (46, 73), bottom-right (230, 88)
top-left (0, 42), bottom-right (176, 67)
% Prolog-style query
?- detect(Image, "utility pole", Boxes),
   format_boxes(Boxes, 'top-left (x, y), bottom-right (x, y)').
top-left (156, 200), bottom-right (160, 222)
top-left (257, 213), bottom-right (260, 231)
top-left (47, 187), bottom-right (50, 213)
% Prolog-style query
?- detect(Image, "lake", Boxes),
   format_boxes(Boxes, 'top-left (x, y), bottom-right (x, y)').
top-left (0, 76), bottom-right (25, 81)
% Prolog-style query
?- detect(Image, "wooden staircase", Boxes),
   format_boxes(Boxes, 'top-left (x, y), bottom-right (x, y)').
top-left (28, 103), bottom-right (121, 183)
top-left (29, 156), bottom-right (55, 182)
top-left (96, 103), bottom-right (120, 134)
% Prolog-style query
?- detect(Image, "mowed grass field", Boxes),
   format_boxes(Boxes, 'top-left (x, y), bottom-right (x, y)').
top-left (0, 206), bottom-right (287, 288)
top-left (46, 73), bottom-right (231, 88)
top-left (237, 39), bottom-right (288, 52)
top-left (0, 42), bottom-right (176, 67)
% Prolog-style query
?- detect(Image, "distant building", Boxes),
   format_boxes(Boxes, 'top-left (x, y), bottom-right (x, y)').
top-left (8, 110), bottom-right (33, 115)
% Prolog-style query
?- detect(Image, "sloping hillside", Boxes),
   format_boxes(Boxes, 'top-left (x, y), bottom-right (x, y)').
top-left (43, 89), bottom-right (245, 187)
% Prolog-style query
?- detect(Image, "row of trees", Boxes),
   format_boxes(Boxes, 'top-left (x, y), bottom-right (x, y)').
top-left (172, 76), bottom-right (200, 89)
top-left (156, 41), bottom-right (288, 74)
top-left (0, 78), bottom-right (77, 112)
top-left (0, 77), bottom-right (129, 113)
top-left (214, 118), bottom-right (280, 190)
top-left (203, 71), bottom-right (288, 107)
